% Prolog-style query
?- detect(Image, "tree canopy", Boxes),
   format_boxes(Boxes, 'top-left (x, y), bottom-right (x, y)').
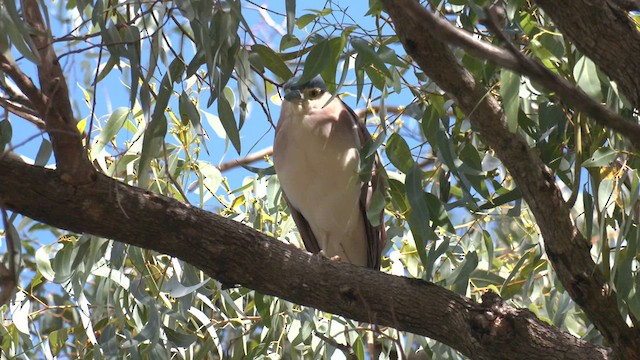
top-left (1, 0), bottom-right (639, 359)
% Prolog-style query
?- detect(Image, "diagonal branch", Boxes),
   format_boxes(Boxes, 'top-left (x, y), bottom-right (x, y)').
top-left (380, 1), bottom-right (640, 358)
top-left (0, 156), bottom-right (609, 360)
top-left (402, 2), bottom-right (640, 148)
top-left (534, 0), bottom-right (640, 108)
top-left (16, 0), bottom-right (94, 184)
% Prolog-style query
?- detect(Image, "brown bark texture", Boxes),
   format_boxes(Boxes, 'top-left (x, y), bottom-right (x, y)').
top-left (0, 156), bottom-right (609, 360)
top-left (534, 0), bottom-right (640, 109)
top-left (19, 0), bottom-right (95, 184)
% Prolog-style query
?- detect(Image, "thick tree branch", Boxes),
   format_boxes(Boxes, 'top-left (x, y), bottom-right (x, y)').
top-left (395, 1), bottom-right (640, 148)
top-left (0, 156), bottom-right (608, 360)
top-left (380, 1), bottom-right (640, 359)
top-left (17, 0), bottom-right (94, 184)
top-left (535, 0), bottom-right (640, 108)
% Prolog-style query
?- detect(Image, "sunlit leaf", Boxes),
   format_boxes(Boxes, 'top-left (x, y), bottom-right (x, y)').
top-left (582, 147), bottom-right (617, 167)
top-left (500, 70), bottom-right (520, 132)
top-left (218, 89), bottom-right (241, 153)
top-left (93, 107), bottom-right (130, 158)
top-left (386, 132), bottom-right (414, 173)
top-left (574, 56), bottom-right (602, 101)
top-left (252, 44), bottom-right (293, 80)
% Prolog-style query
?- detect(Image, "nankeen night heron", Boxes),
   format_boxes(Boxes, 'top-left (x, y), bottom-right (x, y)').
top-left (273, 75), bottom-right (386, 269)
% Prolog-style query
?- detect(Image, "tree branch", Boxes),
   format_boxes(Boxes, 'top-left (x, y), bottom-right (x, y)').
top-left (18, 0), bottom-right (94, 184)
top-left (380, 1), bottom-right (640, 358)
top-left (397, 1), bottom-right (640, 148)
top-left (0, 156), bottom-right (609, 360)
top-left (0, 97), bottom-right (45, 129)
top-left (534, 0), bottom-right (640, 108)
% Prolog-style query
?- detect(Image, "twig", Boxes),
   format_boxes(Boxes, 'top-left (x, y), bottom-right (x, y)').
top-left (314, 331), bottom-right (358, 359)
top-left (217, 146), bottom-right (273, 172)
top-left (416, 4), bottom-right (640, 148)
top-left (0, 97), bottom-right (45, 129)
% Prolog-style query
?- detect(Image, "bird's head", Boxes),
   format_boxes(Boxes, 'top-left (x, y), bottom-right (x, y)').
top-left (282, 75), bottom-right (328, 103)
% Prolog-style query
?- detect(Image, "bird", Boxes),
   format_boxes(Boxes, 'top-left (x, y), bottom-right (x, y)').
top-left (273, 75), bottom-right (386, 269)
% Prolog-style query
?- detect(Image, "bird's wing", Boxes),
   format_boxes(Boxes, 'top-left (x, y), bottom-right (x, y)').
top-left (339, 99), bottom-right (387, 270)
top-left (281, 191), bottom-right (322, 254)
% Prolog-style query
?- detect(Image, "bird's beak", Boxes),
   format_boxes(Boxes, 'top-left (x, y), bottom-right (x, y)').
top-left (284, 89), bottom-right (303, 101)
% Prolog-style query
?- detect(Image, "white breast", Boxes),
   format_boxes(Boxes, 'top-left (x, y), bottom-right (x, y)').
top-left (274, 94), bottom-right (368, 266)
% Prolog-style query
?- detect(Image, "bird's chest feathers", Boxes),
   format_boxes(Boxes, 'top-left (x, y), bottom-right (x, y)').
top-left (281, 106), bottom-right (360, 176)
top-left (275, 101), bottom-right (363, 218)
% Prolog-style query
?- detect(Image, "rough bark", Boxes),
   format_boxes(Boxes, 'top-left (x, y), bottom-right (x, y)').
top-left (18, 0), bottom-right (95, 184)
top-left (0, 156), bottom-right (609, 360)
top-left (535, 0), bottom-right (640, 108)
top-left (380, 1), bottom-right (640, 359)
top-left (395, 4), bottom-right (640, 148)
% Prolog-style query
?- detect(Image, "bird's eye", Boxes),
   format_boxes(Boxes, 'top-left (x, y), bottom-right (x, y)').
top-left (306, 88), bottom-right (322, 99)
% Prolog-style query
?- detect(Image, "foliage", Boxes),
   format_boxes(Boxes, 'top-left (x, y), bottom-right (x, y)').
top-left (0, 0), bottom-right (638, 359)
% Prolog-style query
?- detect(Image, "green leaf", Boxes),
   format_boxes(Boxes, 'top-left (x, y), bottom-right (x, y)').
top-left (424, 238), bottom-right (449, 282)
top-left (285, 0), bottom-right (295, 35)
top-left (477, 188), bottom-right (522, 210)
top-left (0, 119), bottom-right (13, 152)
top-left (297, 14), bottom-right (317, 29)
top-left (583, 191), bottom-right (594, 241)
top-left (501, 252), bottom-right (529, 299)
top-left (163, 276), bottom-right (209, 298)
top-left (297, 8), bottom-right (332, 29)
top-left (483, 230), bottom-right (494, 268)
top-left (93, 107), bottom-right (130, 157)
top-left (500, 70), bottom-right (520, 132)
top-left (351, 38), bottom-right (391, 78)
top-left (279, 34), bottom-right (301, 51)
top-left (366, 188), bottom-right (386, 227)
top-left (165, 327), bottom-right (197, 348)
top-left (298, 39), bottom-right (332, 85)
top-left (122, 25), bottom-right (141, 107)
top-left (218, 89), bottom-right (241, 154)
top-left (385, 133), bottom-right (414, 173)
top-left (35, 244), bottom-right (57, 281)
top-left (574, 56), bottom-right (602, 101)
top-left (424, 192), bottom-right (453, 232)
top-left (179, 91), bottom-right (201, 130)
top-left (252, 44), bottom-right (292, 80)
top-left (49, 329), bottom-right (69, 356)
top-left (34, 139), bottom-right (52, 166)
top-left (582, 147), bottom-right (617, 167)
top-left (452, 251), bottom-right (478, 294)
top-left (11, 294), bottom-right (30, 334)
top-left (406, 164), bottom-right (436, 268)
top-left (388, 178), bottom-right (410, 214)
top-left (1, 4), bottom-right (40, 63)
top-left (321, 36), bottom-right (347, 93)
top-left (139, 59), bottom-right (184, 186)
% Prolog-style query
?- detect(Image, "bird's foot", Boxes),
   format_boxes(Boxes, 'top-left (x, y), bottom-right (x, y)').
top-left (316, 250), bottom-right (342, 263)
